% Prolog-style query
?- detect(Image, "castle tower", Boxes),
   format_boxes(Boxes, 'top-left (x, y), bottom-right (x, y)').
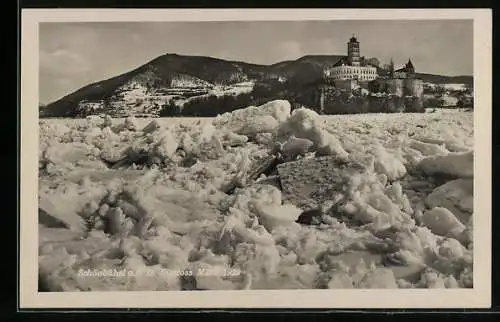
top-left (406, 58), bottom-right (415, 73)
top-left (347, 34), bottom-right (360, 66)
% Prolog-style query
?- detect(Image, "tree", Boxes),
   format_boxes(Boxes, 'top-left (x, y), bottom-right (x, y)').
top-left (405, 97), bottom-right (425, 113)
top-left (423, 96), bottom-right (444, 109)
top-left (159, 101), bottom-right (181, 117)
top-left (388, 58), bottom-right (395, 78)
top-left (368, 79), bottom-right (386, 93)
top-left (457, 93), bottom-right (473, 109)
top-left (366, 57), bottom-right (380, 67)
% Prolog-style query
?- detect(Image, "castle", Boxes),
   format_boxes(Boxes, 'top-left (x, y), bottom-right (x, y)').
top-left (323, 35), bottom-right (423, 97)
top-left (324, 35), bottom-right (378, 82)
top-left (393, 58), bottom-right (416, 79)
top-left (316, 35), bottom-right (424, 113)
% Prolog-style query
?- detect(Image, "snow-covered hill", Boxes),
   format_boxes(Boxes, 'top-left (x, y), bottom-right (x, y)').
top-left (72, 71), bottom-right (255, 117)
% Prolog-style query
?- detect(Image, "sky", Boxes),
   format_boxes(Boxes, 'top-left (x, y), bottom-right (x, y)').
top-left (39, 20), bottom-right (473, 104)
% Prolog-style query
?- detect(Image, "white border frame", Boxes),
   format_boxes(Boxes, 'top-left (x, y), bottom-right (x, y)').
top-left (20, 9), bottom-right (492, 309)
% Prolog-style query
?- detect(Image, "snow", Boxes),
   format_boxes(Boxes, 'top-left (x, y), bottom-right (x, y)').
top-left (441, 95), bottom-right (459, 107)
top-left (239, 115), bottom-right (280, 137)
top-left (423, 83), bottom-right (468, 92)
top-left (425, 179), bottom-right (473, 225)
top-left (417, 151), bottom-right (473, 179)
top-left (152, 130), bottom-right (179, 160)
top-left (77, 76), bottom-right (253, 118)
top-left (170, 74), bottom-right (214, 88)
top-left (421, 207), bottom-right (466, 239)
top-left (254, 203), bottom-right (303, 232)
top-left (213, 100), bottom-right (291, 136)
top-left (328, 271), bottom-right (354, 288)
top-left (38, 101), bottom-right (474, 291)
top-left (357, 268), bottom-right (398, 288)
top-left (372, 146), bottom-right (407, 181)
top-left (211, 81), bottom-right (255, 97)
top-left (280, 136), bottom-right (314, 161)
top-left (442, 83), bottom-right (468, 91)
top-left (277, 108), bottom-right (349, 161)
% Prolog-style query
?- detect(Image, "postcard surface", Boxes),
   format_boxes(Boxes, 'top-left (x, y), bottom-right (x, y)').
top-left (20, 8), bottom-right (491, 309)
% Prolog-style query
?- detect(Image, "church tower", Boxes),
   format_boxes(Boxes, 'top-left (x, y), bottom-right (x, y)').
top-left (347, 34), bottom-right (360, 66)
top-left (406, 58), bottom-right (415, 74)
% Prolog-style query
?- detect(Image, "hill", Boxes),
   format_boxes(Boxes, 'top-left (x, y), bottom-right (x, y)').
top-left (41, 54), bottom-right (349, 117)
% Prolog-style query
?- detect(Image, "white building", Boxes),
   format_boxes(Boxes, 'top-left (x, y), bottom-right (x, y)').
top-left (77, 100), bottom-right (104, 112)
top-left (324, 35), bottom-right (378, 81)
top-left (325, 64), bottom-right (378, 81)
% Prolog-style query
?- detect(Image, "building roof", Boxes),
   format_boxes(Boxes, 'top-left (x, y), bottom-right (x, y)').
top-left (349, 34), bottom-right (358, 43)
top-left (332, 56), bottom-right (349, 67)
top-left (395, 58), bottom-right (415, 73)
top-left (331, 56), bottom-right (378, 69)
top-left (406, 58), bottom-right (414, 69)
